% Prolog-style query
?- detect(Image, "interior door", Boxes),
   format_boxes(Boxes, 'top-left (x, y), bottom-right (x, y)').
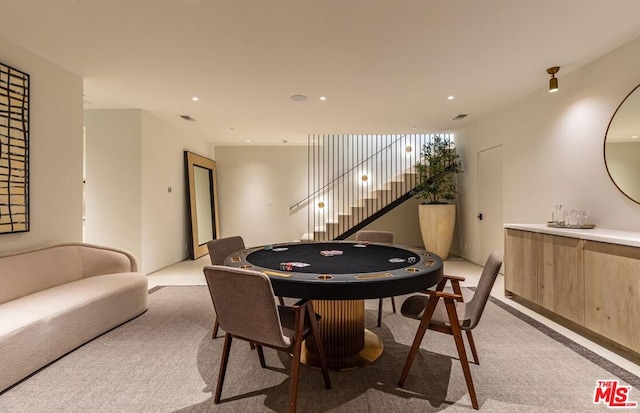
top-left (477, 145), bottom-right (504, 271)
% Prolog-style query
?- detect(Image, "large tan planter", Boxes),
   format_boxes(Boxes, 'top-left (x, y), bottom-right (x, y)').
top-left (418, 204), bottom-right (456, 260)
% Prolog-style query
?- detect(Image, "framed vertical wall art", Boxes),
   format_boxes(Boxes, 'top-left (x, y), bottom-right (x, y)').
top-left (0, 62), bottom-right (30, 234)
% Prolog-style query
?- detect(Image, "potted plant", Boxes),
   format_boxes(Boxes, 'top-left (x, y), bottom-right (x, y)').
top-left (412, 135), bottom-right (463, 259)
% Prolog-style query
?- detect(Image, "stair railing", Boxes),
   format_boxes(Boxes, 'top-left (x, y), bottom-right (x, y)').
top-left (297, 133), bottom-right (453, 240)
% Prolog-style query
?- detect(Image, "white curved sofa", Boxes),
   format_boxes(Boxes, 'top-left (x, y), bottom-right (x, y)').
top-left (0, 243), bottom-right (148, 393)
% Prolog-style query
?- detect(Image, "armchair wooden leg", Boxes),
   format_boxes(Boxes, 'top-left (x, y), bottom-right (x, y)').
top-left (289, 340), bottom-right (302, 413)
top-left (307, 305), bottom-right (331, 389)
top-left (212, 317), bottom-right (220, 339)
top-left (289, 307), bottom-right (307, 413)
top-left (377, 299), bottom-right (384, 327)
top-left (214, 334), bottom-right (233, 404)
top-left (444, 299), bottom-right (478, 410)
top-left (466, 330), bottom-right (479, 365)
top-left (398, 294), bottom-right (440, 387)
top-left (256, 344), bottom-right (266, 368)
top-left (278, 296), bottom-right (285, 306)
top-left (391, 297), bottom-right (397, 313)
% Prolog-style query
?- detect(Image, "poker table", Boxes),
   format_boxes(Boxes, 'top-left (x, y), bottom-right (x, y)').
top-left (224, 241), bottom-right (443, 370)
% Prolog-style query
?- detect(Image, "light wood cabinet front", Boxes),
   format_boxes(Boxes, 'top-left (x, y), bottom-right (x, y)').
top-left (505, 229), bottom-right (538, 303)
top-left (584, 241), bottom-right (640, 352)
top-left (538, 235), bottom-right (584, 325)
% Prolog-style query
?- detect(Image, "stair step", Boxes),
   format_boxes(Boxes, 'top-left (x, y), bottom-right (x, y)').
top-left (313, 230), bottom-right (328, 241)
top-left (402, 172), bottom-right (417, 186)
top-left (326, 222), bottom-right (339, 239)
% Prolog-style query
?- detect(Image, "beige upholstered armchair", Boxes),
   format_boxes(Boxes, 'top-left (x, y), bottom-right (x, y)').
top-left (206, 236), bottom-right (246, 338)
top-left (203, 265), bottom-right (331, 413)
top-left (397, 251), bottom-right (503, 410)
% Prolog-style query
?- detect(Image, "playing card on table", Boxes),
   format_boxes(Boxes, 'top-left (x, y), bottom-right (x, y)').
top-left (290, 262), bottom-right (310, 267)
top-left (320, 250), bottom-right (344, 256)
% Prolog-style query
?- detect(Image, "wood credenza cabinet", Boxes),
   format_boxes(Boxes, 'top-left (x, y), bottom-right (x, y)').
top-left (504, 229), bottom-right (538, 303)
top-left (505, 225), bottom-right (640, 360)
top-left (583, 242), bottom-right (640, 353)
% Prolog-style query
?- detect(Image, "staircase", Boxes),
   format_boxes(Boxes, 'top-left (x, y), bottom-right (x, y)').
top-left (293, 133), bottom-right (453, 241)
top-left (312, 170), bottom-right (416, 240)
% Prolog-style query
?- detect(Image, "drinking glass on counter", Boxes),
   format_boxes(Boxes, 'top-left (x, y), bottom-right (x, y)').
top-left (553, 204), bottom-right (564, 225)
top-left (577, 210), bottom-right (591, 226)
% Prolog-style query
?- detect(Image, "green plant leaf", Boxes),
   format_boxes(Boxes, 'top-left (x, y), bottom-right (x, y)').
top-left (412, 135), bottom-right (463, 204)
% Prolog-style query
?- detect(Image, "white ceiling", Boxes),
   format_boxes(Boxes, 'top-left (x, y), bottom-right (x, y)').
top-left (2, 0), bottom-right (640, 146)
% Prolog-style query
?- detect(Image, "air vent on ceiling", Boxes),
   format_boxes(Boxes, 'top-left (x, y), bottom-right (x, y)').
top-left (452, 114), bottom-right (468, 120)
top-left (180, 115), bottom-right (196, 122)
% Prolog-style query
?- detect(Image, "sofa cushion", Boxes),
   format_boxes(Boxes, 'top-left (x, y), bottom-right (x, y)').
top-left (0, 243), bottom-right (137, 305)
top-left (75, 243), bottom-right (137, 277)
top-left (47, 273), bottom-right (148, 358)
top-left (0, 272), bottom-right (146, 337)
top-left (0, 247), bottom-right (84, 305)
top-left (0, 319), bottom-right (48, 393)
top-left (0, 272), bottom-right (147, 392)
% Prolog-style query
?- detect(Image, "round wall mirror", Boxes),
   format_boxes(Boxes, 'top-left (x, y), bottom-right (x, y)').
top-left (604, 83), bottom-right (640, 204)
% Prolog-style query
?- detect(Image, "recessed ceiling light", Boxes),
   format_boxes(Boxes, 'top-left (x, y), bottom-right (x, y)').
top-left (291, 94), bottom-right (307, 102)
top-left (245, 140), bottom-right (251, 143)
top-left (180, 115), bottom-right (195, 121)
top-left (448, 96), bottom-right (455, 100)
top-left (632, 135), bottom-right (638, 139)
top-left (412, 126), bottom-right (417, 130)
top-left (320, 96), bottom-right (327, 101)
top-left (191, 96), bottom-right (199, 102)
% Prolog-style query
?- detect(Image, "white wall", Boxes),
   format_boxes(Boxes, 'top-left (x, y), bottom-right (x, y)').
top-left (84, 110), bottom-right (211, 274)
top-left (140, 111), bottom-right (211, 273)
top-left (215, 146), bottom-right (309, 247)
top-left (84, 109), bottom-right (142, 263)
top-left (0, 38), bottom-right (83, 254)
top-left (456, 36), bottom-right (640, 265)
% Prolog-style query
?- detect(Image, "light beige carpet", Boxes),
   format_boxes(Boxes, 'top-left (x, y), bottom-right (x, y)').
top-left (0, 286), bottom-right (637, 412)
